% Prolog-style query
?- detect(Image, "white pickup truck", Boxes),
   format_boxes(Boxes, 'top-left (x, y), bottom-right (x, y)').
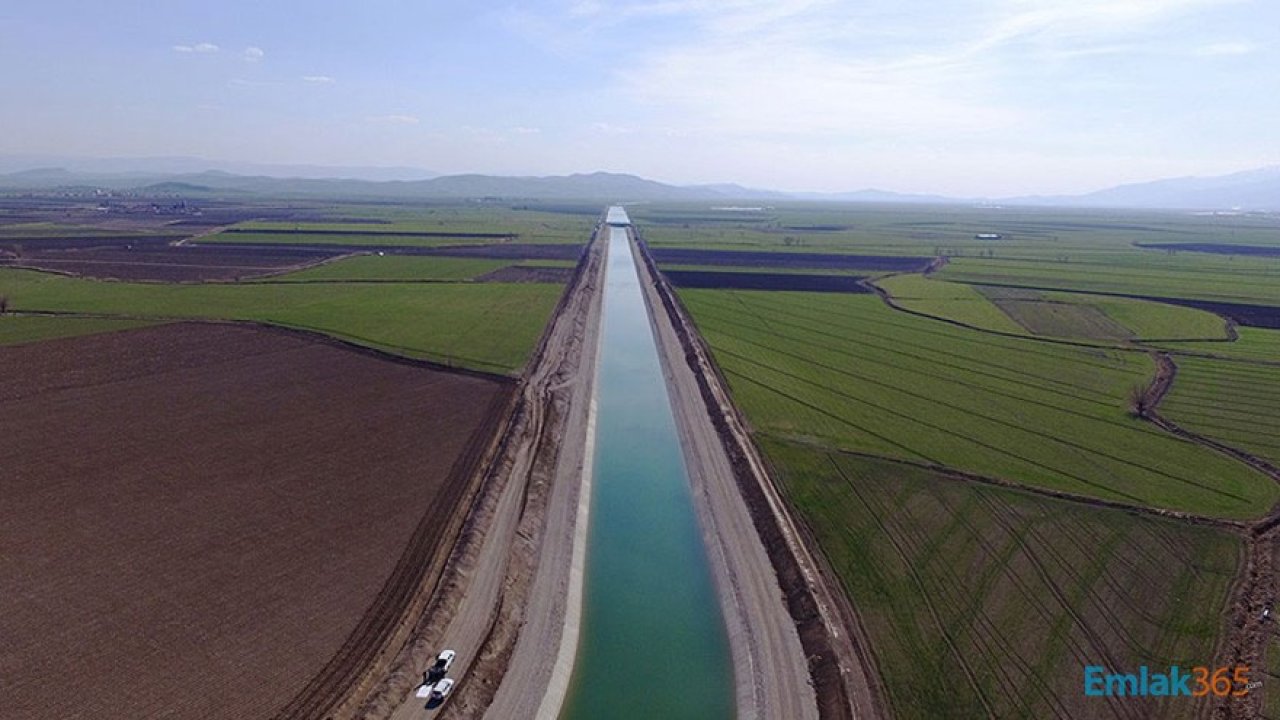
top-left (415, 650), bottom-right (457, 698)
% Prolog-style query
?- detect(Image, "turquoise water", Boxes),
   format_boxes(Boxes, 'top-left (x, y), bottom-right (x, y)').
top-left (559, 222), bottom-right (734, 719)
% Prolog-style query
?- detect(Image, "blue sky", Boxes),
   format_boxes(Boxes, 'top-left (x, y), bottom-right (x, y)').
top-left (0, 0), bottom-right (1275, 195)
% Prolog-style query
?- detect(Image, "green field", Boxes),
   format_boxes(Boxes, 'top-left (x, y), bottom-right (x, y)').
top-left (205, 231), bottom-right (524, 248)
top-left (875, 274), bottom-right (1026, 334)
top-left (645, 203), bottom-right (1276, 720)
top-left (262, 255), bottom-right (513, 282)
top-left (226, 205), bottom-right (595, 245)
top-left (978, 286), bottom-right (1135, 340)
top-left (630, 203), bottom-right (1280, 309)
top-left (632, 202), bottom-right (1280, 260)
top-left (770, 444), bottom-right (1238, 720)
top-left (0, 268), bottom-right (559, 373)
top-left (679, 289), bottom-right (1275, 518)
top-left (1160, 327), bottom-right (1280, 363)
top-left (877, 275), bottom-right (1232, 343)
top-left (1086, 294), bottom-right (1230, 341)
top-left (0, 315), bottom-right (159, 345)
top-left (937, 256), bottom-right (1280, 305)
top-left (1162, 357), bottom-right (1280, 466)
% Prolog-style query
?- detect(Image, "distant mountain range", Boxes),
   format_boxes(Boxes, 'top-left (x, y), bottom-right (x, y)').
top-left (0, 155), bottom-right (438, 182)
top-left (0, 156), bottom-right (1275, 211)
top-left (1023, 166), bottom-right (1280, 210)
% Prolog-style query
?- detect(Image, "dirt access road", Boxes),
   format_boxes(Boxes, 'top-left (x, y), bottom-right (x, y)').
top-left (348, 220), bottom-right (606, 720)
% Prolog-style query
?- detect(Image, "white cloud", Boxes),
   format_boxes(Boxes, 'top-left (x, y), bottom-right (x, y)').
top-left (243, 46), bottom-right (265, 62)
top-left (173, 42), bottom-right (219, 54)
top-left (512, 126), bottom-right (542, 134)
top-left (1195, 41), bottom-right (1257, 56)
top-left (601, 0), bottom-right (1259, 144)
top-left (369, 114), bottom-right (421, 125)
top-left (302, 75), bottom-right (334, 84)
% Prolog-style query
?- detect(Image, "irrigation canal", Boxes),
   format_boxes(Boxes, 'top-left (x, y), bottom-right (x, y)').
top-left (558, 208), bottom-right (734, 719)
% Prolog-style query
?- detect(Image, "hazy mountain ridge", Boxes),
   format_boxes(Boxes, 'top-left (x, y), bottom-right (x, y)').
top-left (0, 155), bottom-right (438, 182)
top-left (0, 160), bottom-right (1275, 210)
top-left (1012, 166), bottom-right (1280, 210)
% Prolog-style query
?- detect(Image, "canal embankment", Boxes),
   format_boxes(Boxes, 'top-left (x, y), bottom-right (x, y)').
top-left (558, 217), bottom-right (735, 719)
top-left (632, 228), bottom-right (885, 720)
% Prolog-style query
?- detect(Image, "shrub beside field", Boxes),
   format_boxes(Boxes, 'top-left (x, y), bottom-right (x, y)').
top-left (769, 444), bottom-right (1239, 720)
top-left (679, 289), bottom-right (1276, 518)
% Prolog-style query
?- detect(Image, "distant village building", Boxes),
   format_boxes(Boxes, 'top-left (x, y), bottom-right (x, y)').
top-left (974, 233), bottom-right (1003, 240)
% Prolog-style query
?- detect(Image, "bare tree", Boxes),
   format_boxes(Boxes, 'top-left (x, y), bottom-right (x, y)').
top-left (0, 295), bottom-right (8, 315)
top-left (1128, 382), bottom-right (1153, 418)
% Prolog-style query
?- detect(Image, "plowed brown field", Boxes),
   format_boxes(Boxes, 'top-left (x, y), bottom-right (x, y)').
top-left (0, 323), bottom-right (511, 720)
